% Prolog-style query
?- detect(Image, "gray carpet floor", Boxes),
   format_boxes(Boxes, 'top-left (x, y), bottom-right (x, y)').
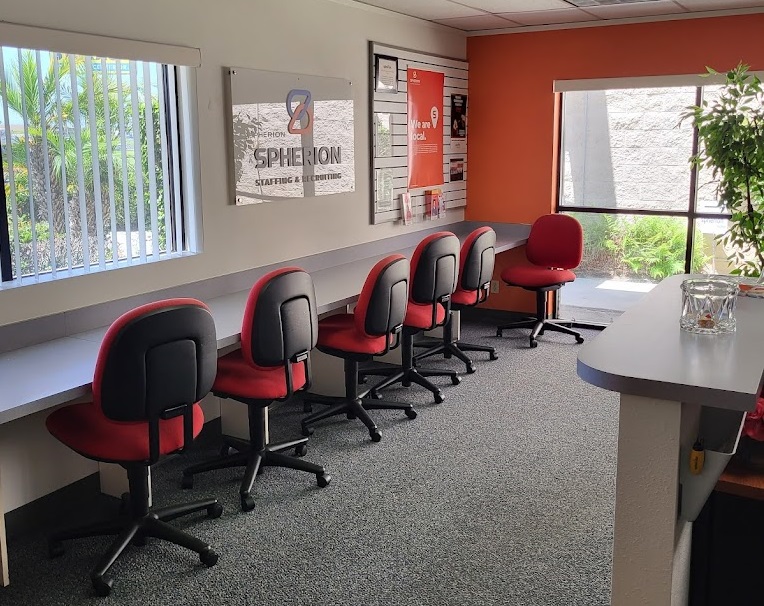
top-left (1, 319), bottom-right (618, 606)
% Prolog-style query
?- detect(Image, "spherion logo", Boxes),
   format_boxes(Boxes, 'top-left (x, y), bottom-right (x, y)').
top-left (286, 89), bottom-right (313, 135)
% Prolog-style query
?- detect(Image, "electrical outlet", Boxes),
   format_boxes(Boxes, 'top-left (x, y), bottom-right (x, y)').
top-left (490, 280), bottom-right (499, 294)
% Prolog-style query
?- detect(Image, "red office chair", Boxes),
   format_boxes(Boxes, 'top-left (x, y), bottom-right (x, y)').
top-left (301, 254), bottom-right (414, 442)
top-left (414, 226), bottom-right (498, 373)
top-left (181, 268), bottom-right (330, 512)
top-left (361, 232), bottom-right (461, 403)
top-left (496, 214), bottom-right (585, 348)
top-left (45, 299), bottom-right (222, 597)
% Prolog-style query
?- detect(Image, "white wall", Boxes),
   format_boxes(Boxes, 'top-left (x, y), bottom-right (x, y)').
top-left (0, 0), bottom-right (465, 512)
top-left (0, 0), bottom-right (466, 327)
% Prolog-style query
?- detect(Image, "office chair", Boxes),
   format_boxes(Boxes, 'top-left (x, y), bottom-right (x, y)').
top-left (45, 299), bottom-right (222, 597)
top-left (414, 226), bottom-right (498, 373)
top-left (496, 214), bottom-right (585, 348)
top-left (301, 254), bottom-right (414, 442)
top-left (360, 232), bottom-right (461, 403)
top-left (181, 267), bottom-right (330, 512)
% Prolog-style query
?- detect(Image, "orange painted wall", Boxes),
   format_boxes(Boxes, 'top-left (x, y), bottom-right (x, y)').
top-left (468, 14), bottom-right (764, 311)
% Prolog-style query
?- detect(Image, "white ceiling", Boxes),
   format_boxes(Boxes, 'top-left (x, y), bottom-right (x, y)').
top-left (351, 0), bottom-right (764, 32)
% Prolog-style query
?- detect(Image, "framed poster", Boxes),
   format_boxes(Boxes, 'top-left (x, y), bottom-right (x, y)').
top-left (229, 67), bottom-right (355, 205)
top-left (451, 94), bottom-right (467, 154)
top-left (374, 55), bottom-right (398, 93)
top-left (407, 68), bottom-right (444, 190)
top-left (450, 158), bottom-right (464, 182)
top-left (374, 112), bottom-right (392, 158)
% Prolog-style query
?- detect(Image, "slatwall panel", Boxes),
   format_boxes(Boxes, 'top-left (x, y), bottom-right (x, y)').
top-left (370, 43), bottom-right (468, 225)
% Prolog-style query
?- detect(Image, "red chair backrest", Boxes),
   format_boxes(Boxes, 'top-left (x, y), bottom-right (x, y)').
top-left (526, 214), bottom-right (583, 270)
top-left (93, 298), bottom-right (217, 423)
top-left (354, 255), bottom-right (409, 338)
top-left (240, 267), bottom-right (318, 369)
top-left (409, 232), bottom-right (460, 305)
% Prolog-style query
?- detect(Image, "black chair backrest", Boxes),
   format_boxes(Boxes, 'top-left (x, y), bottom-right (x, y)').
top-left (460, 227), bottom-right (496, 292)
top-left (97, 299), bottom-right (217, 424)
top-left (410, 232), bottom-right (460, 305)
top-left (243, 267), bottom-right (318, 369)
top-left (358, 255), bottom-right (409, 338)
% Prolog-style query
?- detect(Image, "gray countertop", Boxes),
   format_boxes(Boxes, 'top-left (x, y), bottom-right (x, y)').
top-left (577, 274), bottom-right (764, 411)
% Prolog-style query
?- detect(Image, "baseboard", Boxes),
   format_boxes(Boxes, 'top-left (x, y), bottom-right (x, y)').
top-left (5, 417), bottom-right (224, 540)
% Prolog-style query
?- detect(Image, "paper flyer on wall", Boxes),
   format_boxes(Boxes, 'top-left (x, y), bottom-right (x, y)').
top-left (401, 192), bottom-right (413, 225)
top-left (450, 158), bottom-right (464, 182)
top-left (451, 94), bottom-right (467, 154)
top-left (425, 189), bottom-right (443, 220)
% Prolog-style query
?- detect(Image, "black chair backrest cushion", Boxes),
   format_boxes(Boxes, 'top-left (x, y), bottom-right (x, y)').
top-left (410, 232), bottom-right (460, 304)
top-left (359, 255), bottom-right (409, 337)
top-left (97, 300), bottom-right (217, 422)
top-left (461, 228), bottom-right (496, 291)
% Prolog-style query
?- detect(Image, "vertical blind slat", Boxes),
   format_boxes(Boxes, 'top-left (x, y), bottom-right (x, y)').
top-left (156, 63), bottom-right (172, 255)
top-left (101, 58), bottom-right (118, 265)
top-left (69, 55), bottom-right (90, 271)
top-left (129, 61), bottom-right (146, 263)
top-left (35, 51), bottom-right (56, 276)
top-left (115, 60), bottom-right (132, 262)
top-left (84, 57), bottom-right (105, 268)
top-left (142, 62), bottom-right (159, 260)
top-left (0, 50), bottom-right (23, 278)
top-left (18, 49), bottom-right (39, 277)
top-left (53, 53), bottom-right (73, 271)
top-left (167, 67), bottom-right (183, 253)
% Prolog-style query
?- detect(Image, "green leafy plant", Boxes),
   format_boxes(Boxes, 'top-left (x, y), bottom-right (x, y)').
top-left (685, 64), bottom-right (764, 278)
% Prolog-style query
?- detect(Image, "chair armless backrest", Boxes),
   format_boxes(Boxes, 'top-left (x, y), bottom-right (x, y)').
top-left (241, 267), bottom-right (319, 397)
top-left (410, 232), bottom-right (460, 328)
top-left (355, 255), bottom-right (409, 351)
top-left (458, 227), bottom-right (496, 304)
top-left (526, 214), bottom-right (584, 270)
top-left (93, 298), bottom-right (218, 463)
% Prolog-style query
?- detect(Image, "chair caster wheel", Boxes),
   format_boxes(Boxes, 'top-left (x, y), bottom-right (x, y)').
top-left (529, 339), bottom-right (538, 349)
top-left (434, 392), bottom-right (445, 404)
top-left (369, 390), bottom-right (381, 400)
top-left (303, 402), bottom-right (313, 413)
top-left (131, 533), bottom-right (147, 547)
top-left (219, 444), bottom-right (235, 457)
top-left (370, 429), bottom-right (382, 442)
top-left (301, 425), bottom-right (314, 437)
top-left (346, 412), bottom-right (357, 420)
top-left (207, 502), bottom-right (223, 519)
top-left (359, 375), bottom-right (368, 384)
top-left (466, 362), bottom-right (477, 374)
top-left (451, 374), bottom-right (462, 385)
top-left (405, 408), bottom-right (417, 419)
top-left (200, 547), bottom-right (219, 567)
top-left (489, 351), bottom-right (499, 361)
top-left (539, 330), bottom-right (545, 336)
top-left (92, 576), bottom-right (113, 597)
top-left (496, 329), bottom-right (503, 337)
top-left (48, 540), bottom-right (65, 559)
top-left (119, 492), bottom-right (130, 515)
top-left (317, 473), bottom-right (331, 488)
top-left (576, 336), bottom-right (585, 344)
top-left (240, 494), bottom-right (256, 512)
top-left (181, 474), bottom-right (194, 490)
top-left (295, 443), bottom-right (308, 457)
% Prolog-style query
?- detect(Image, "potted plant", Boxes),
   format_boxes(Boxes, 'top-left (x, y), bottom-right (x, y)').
top-left (686, 63), bottom-right (764, 281)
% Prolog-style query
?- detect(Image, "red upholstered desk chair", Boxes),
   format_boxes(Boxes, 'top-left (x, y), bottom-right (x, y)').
top-left (301, 254), bottom-right (414, 442)
top-left (45, 299), bottom-right (222, 597)
top-left (496, 214), bottom-right (585, 348)
top-left (181, 268), bottom-right (330, 512)
top-left (414, 226), bottom-right (498, 373)
top-left (360, 232), bottom-right (461, 404)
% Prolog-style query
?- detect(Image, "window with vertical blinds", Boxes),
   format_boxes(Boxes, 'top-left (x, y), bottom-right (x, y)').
top-left (0, 45), bottom-right (187, 284)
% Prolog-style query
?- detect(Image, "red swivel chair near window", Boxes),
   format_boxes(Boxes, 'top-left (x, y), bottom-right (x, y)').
top-left (414, 226), bottom-right (499, 373)
top-left (300, 254), bottom-right (414, 442)
top-left (496, 214), bottom-right (585, 348)
top-left (360, 232), bottom-right (461, 403)
top-left (45, 299), bottom-right (223, 597)
top-left (181, 267), bottom-right (330, 512)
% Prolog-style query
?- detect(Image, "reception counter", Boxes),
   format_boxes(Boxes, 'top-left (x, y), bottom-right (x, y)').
top-left (578, 274), bottom-right (764, 605)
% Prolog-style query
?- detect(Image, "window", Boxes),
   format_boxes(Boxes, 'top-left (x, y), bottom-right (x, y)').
top-left (0, 45), bottom-right (189, 284)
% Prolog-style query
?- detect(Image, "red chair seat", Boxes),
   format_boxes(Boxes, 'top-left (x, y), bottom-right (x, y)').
top-left (452, 288), bottom-right (480, 306)
top-left (501, 266), bottom-right (576, 289)
top-left (405, 302), bottom-right (446, 330)
top-left (317, 314), bottom-right (389, 355)
top-left (214, 349), bottom-right (307, 400)
top-left (46, 402), bottom-right (204, 463)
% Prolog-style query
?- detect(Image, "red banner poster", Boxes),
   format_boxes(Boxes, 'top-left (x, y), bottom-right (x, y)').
top-left (407, 68), bottom-right (444, 189)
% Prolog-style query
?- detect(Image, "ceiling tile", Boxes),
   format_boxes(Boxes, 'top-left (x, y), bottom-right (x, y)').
top-left (354, 0), bottom-right (483, 19)
top-left (583, 0), bottom-right (687, 18)
top-left (497, 8), bottom-right (601, 24)
top-left (674, 0), bottom-right (764, 10)
top-left (436, 13), bottom-right (522, 30)
top-left (456, 0), bottom-right (572, 12)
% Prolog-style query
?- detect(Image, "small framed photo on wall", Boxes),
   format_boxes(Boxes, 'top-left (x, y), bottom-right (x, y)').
top-left (374, 54), bottom-right (399, 93)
